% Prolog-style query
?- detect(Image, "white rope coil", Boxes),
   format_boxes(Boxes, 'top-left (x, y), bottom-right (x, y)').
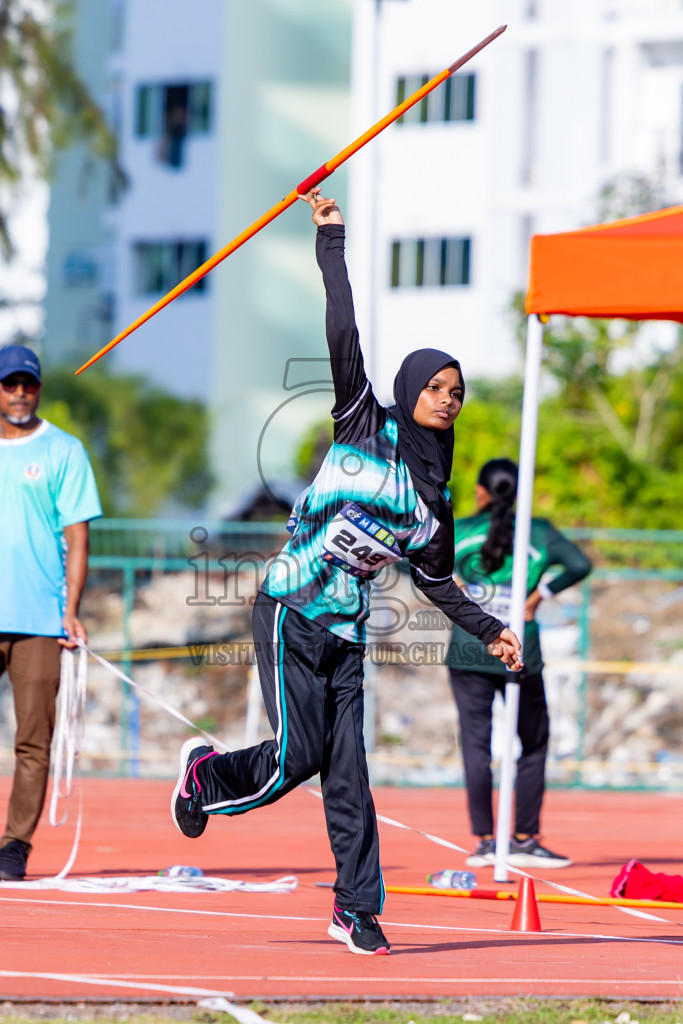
top-left (49, 647), bottom-right (88, 827)
top-left (0, 873), bottom-right (298, 894)
top-left (36, 642), bottom-right (295, 896)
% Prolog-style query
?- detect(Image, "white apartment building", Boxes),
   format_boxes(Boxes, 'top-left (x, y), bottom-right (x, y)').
top-left (346, 0), bottom-right (683, 401)
top-left (44, 0), bottom-right (353, 511)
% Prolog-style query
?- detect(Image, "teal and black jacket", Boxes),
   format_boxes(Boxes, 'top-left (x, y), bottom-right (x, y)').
top-left (261, 225), bottom-right (505, 648)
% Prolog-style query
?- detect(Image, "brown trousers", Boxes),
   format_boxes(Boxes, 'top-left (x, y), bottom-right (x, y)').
top-left (0, 634), bottom-right (61, 850)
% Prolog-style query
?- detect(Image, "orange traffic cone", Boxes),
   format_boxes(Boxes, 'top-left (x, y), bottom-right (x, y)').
top-left (510, 876), bottom-right (542, 932)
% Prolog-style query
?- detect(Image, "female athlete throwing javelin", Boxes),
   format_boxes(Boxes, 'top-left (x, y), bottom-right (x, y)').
top-left (172, 189), bottom-right (522, 956)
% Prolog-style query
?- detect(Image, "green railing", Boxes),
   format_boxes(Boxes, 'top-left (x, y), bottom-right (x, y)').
top-left (90, 518), bottom-right (683, 563)
top-left (90, 517), bottom-right (288, 563)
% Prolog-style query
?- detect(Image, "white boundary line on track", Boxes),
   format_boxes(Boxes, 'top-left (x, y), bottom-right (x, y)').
top-left (0, 970), bottom-right (680, 990)
top-left (0, 895), bottom-right (314, 921)
top-left (0, 975), bottom-right (280, 1024)
top-left (0, 971), bottom-right (233, 996)
top-left (6, 972), bottom-right (678, 985)
top-left (2, 895), bottom-right (682, 946)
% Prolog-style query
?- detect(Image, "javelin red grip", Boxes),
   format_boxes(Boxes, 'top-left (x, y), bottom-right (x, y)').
top-left (297, 164), bottom-right (331, 195)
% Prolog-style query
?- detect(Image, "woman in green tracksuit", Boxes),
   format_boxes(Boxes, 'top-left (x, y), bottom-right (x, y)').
top-left (446, 458), bottom-right (591, 869)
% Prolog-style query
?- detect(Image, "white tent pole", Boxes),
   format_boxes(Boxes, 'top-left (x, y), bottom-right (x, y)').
top-left (493, 313), bottom-right (545, 882)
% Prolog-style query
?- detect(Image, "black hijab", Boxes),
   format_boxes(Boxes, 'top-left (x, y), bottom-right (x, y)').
top-left (387, 348), bottom-right (464, 515)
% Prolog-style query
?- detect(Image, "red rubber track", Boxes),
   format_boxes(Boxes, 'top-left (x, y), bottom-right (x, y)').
top-left (1, 780), bottom-right (682, 1001)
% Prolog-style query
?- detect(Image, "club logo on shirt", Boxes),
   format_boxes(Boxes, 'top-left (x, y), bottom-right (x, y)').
top-left (24, 463), bottom-right (42, 480)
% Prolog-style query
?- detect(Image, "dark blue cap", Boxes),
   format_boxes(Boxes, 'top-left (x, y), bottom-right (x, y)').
top-left (0, 345), bottom-right (42, 382)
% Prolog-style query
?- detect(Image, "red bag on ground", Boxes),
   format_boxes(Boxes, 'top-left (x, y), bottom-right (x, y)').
top-left (610, 859), bottom-right (683, 902)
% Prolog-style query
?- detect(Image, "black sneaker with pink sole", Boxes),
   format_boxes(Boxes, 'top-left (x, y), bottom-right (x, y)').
top-left (328, 903), bottom-right (390, 955)
top-left (171, 737), bottom-right (216, 838)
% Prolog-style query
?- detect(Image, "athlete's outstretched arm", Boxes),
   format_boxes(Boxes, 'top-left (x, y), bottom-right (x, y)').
top-left (299, 189), bottom-right (373, 420)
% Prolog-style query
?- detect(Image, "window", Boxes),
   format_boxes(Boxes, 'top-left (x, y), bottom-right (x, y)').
top-left (62, 250), bottom-right (99, 287)
top-left (110, 0), bottom-right (125, 51)
top-left (395, 73), bottom-right (475, 125)
top-left (135, 81), bottom-right (213, 167)
top-left (390, 237), bottom-right (471, 288)
top-left (133, 241), bottom-right (208, 296)
top-left (520, 50), bottom-right (537, 186)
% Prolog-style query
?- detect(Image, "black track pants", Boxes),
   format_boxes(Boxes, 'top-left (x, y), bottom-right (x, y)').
top-left (199, 592), bottom-right (384, 914)
top-left (448, 668), bottom-right (549, 837)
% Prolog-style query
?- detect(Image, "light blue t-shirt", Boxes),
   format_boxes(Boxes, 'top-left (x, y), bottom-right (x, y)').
top-left (0, 420), bottom-right (102, 637)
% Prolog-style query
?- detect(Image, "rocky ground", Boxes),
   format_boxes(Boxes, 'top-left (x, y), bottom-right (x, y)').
top-left (1, 568), bottom-right (682, 788)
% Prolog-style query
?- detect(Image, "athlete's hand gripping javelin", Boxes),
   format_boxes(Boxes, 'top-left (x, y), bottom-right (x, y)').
top-left (299, 188), bottom-right (344, 226)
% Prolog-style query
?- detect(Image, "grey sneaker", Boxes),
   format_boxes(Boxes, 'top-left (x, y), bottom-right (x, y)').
top-left (171, 737), bottom-right (216, 838)
top-left (507, 836), bottom-right (571, 869)
top-left (465, 837), bottom-right (496, 867)
top-left (0, 839), bottom-right (29, 880)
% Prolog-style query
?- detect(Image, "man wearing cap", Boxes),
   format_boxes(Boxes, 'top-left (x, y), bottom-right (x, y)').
top-left (0, 345), bottom-right (102, 880)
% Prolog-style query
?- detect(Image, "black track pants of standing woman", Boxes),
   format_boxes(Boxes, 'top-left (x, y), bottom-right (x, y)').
top-left (448, 668), bottom-right (549, 837)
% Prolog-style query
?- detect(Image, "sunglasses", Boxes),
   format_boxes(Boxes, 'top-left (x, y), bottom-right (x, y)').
top-left (0, 375), bottom-right (41, 394)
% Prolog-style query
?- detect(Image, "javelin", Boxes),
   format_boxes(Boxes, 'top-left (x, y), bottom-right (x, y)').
top-left (386, 885), bottom-right (683, 911)
top-left (75, 24), bottom-right (507, 374)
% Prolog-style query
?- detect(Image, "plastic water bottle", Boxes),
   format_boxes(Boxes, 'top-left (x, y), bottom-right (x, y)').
top-left (160, 865), bottom-right (204, 878)
top-left (427, 870), bottom-right (477, 890)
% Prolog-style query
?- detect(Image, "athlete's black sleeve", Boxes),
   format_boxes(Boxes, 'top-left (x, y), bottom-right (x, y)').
top-left (540, 520), bottom-right (592, 594)
top-left (408, 522), bottom-right (505, 646)
top-left (316, 224), bottom-right (386, 443)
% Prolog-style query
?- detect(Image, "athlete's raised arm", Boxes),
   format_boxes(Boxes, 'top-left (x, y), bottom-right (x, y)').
top-left (299, 188), bottom-right (373, 422)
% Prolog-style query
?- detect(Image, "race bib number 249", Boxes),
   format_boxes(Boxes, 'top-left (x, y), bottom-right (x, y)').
top-left (322, 502), bottom-right (402, 577)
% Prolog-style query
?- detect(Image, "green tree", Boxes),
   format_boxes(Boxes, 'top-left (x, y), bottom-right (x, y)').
top-left (0, 0), bottom-right (123, 258)
top-left (40, 367), bottom-right (214, 515)
top-left (448, 388), bottom-right (522, 516)
top-left (511, 292), bottom-right (683, 466)
top-left (595, 172), bottom-right (671, 223)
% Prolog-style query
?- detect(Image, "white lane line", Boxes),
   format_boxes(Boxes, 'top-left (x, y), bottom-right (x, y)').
top-left (2, 894), bottom-right (682, 948)
top-left (0, 977), bottom-right (279, 1023)
top-left (0, 972), bottom-right (234, 997)
top-left (0, 896), bottom-right (315, 921)
top-left (0, 970), bottom-right (679, 989)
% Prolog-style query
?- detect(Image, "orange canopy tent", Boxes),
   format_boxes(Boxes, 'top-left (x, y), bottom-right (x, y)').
top-left (526, 203), bottom-right (683, 322)
top-left (493, 205), bottom-right (683, 883)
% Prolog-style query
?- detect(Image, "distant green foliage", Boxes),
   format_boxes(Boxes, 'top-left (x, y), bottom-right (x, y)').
top-left (293, 420), bottom-right (333, 482)
top-left (508, 292), bottom-right (683, 527)
top-left (596, 171), bottom-right (672, 222)
top-left (448, 393), bottom-right (521, 515)
top-left (40, 367), bottom-right (214, 515)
